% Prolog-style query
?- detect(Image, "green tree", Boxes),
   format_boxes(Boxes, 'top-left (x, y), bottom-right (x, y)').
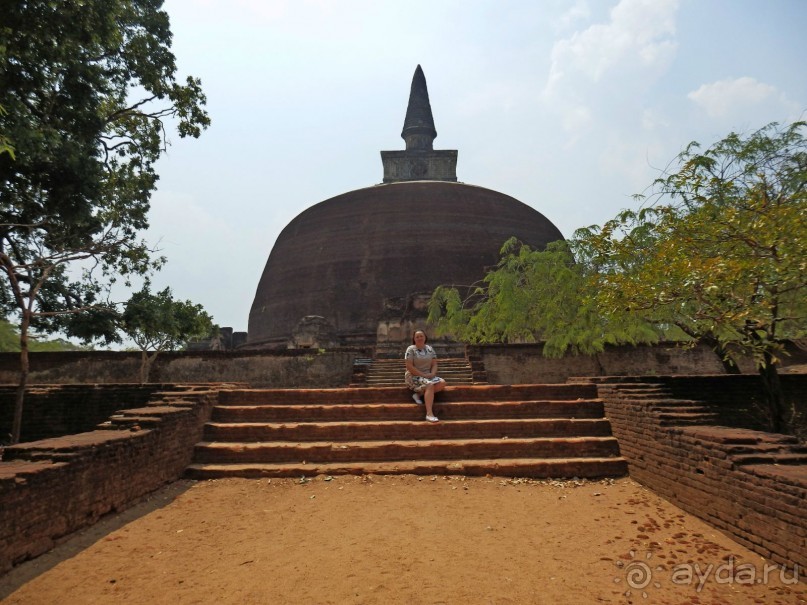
top-left (428, 238), bottom-right (661, 362)
top-left (0, 0), bottom-right (209, 443)
top-left (119, 285), bottom-right (215, 383)
top-left (0, 105), bottom-right (14, 159)
top-left (0, 318), bottom-right (88, 352)
top-left (430, 122), bottom-right (806, 433)
top-left (579, 122), bottom-right (806, 431)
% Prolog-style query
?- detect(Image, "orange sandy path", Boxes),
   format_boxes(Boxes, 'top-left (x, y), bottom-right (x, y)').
top-left (1, 476), bottom-right (805, 604)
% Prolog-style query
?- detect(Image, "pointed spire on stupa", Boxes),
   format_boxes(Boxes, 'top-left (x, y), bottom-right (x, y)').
top-left (401, 65), bottom-right (437, 150)
top-left (380, 65), bottom-right (457, 183)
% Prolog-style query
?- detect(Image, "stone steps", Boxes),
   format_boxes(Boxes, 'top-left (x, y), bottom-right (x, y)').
top-left (589, 381), bottom-right (721, 426)
top-left (186, 457), bottom-right (628, 480)
top-left (681, 426), bottom-right (807, 468)
top-left (362, 357), bottom-right (479, 387)
top-left (193, 436), bottom-right (621, 464)
top-left (731, 453), bottom-right (807, 465)
top-left (717, 433), bottom-right (807, 465)
top-left (188, 384), bottom-right (627, 480)
top-left (218, 384), bottom-right (598, 405)
top-left (203, 418), bottom-right (615, 441)
top-left (212, 401), bottom-right (607, 423)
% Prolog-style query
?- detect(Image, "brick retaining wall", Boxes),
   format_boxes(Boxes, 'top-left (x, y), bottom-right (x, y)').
top-left (0, 385), bottom-right (227, 573)
top-left (0, 348), bottom-right (371, 388)
top-left (594, 375), bottom-right (807, 570)
top-left (471, 341), bottom-right (806, 385)
top-left (0, 384), bottom-right (198, 443)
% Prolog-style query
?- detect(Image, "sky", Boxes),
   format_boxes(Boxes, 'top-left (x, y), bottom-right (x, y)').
top-left (145, 0), bottom-right (807, 334)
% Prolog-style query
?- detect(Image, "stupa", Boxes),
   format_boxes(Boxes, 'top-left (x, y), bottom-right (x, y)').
top-left (247, 66), bottom-right (564, 350)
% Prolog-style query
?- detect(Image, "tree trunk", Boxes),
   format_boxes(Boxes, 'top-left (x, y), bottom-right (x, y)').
top-left (139, 350), bottom-right (159, 383)
top-left (759, 352), bottom-right (785, 433)
top-left (140, 350), bottom-right (149, 383)
top-left (701, 334), bottom-right (740, 374)
top-left (11, 311), bottom-right (31, 444)
top-left (592, 352), bottom-right (606, 376)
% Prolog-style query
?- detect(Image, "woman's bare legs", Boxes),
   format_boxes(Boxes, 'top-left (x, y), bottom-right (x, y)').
top-left (424, 379), bottom-right (446, 419)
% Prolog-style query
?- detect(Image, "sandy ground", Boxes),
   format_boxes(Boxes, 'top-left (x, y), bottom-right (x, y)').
top-left (1, 476), bottom-right (805, 605)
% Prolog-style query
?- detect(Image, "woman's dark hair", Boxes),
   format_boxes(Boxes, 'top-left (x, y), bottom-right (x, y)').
top-left (412, 330), bottom-right (428, 344)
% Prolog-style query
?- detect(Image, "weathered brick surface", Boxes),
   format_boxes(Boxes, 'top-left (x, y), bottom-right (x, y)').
top-left (190, 385), bottom-right (627, 480)
top-left (594, 375), bottom-right (807, 570)
top-left (203, 418), bottom-right (614, 442)
top-left (218, 383), bottom-right (599, 406)
top-left (0, 348), bottom-right (370, 388)
top-left (3, 340), bottom-right (804, 390)
top-left (473, 341), bottom-right (807, 385)
top-left (0, 383), bottom-right (200, 442)
top-left (0, 385), bottom-right (224, 573)
top-left (193, 436), bottom-right (621, 464)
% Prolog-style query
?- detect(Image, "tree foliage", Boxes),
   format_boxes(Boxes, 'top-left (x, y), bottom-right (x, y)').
top-left (579, 121), bottom-right (806, 368)
top-left (0, 0), bottom-right (209, 442)
top-left (579, 122), bottom-right (806, 430)
top-left (430, 122), bottom-right (806, 432)
top-left (119, 285), bottom-right (215, 382)
top-left (0, 318), bottom-right (87, 352)
top-left (0, 105), bottom-right (14, 159)
top-left (428, 238), bottom-right (661, 358)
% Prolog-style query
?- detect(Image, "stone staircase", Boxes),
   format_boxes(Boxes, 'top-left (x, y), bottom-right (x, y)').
top-left (185, 384), bottom-right (628, 479)
top-left (351, 356), bottom-right (487, 387)
top-left (591, 381), bottom-right (721, 426)
top-left (578, 378), bottom-right (807, 466)
top-left (363, 357), bottom-right (478, 387)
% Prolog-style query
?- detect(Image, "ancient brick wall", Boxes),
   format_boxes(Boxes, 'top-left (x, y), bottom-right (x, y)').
top-left (0, 385), bottom-right (222, 573)
top-left (0, 348), bottom-right (370, 388)
top-left (659, 374), bottom-right (806, 435)
top-left (595, 375), bottom-right (807, 570)
top-left (470, 342), bottom-right (763, 384)
top-left (590, 374), bottom-right (807, 436)
top-left (0, 384), bottom-right (186, 443)
top-left (2, 343), bottom-right (803, 391)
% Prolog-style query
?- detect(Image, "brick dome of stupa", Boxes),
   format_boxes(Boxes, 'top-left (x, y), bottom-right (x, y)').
top-left (247, 67), bottom-right (564, 349)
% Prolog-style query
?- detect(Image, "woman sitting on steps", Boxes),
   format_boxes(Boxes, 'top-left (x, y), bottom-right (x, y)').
top-left (404, 330), bottom-right (446, 422)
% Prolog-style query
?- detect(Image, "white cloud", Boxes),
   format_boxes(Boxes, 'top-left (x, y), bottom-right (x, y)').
top-left (688, 76), bottom-right (800, 119)
top-left (542, 0), bottom-right (679, 138)
top-left (546, 0), bottom-right (678, 86)
top-left (554, 1), bottom-right (591, 33)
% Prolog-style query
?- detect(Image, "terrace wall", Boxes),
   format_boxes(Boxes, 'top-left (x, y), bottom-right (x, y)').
top-left (593, 375), bottom-right (807, 570)
top-left (0, 385), bottom-right (226, 573)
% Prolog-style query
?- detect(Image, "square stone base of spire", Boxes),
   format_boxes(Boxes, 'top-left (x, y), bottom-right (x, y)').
top-left (380, 150), bottom-right (457, 183)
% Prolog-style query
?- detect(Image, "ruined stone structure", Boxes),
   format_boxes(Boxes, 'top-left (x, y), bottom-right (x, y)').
top-left (248, 66), bottom-right (563, 350)
top-left (3, 376), bottom-right (806, 573)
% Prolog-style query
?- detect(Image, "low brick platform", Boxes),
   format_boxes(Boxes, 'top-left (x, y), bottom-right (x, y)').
top-left (587, 378), bottom-right (807, 571)
top-left (0, 384), bottom-right (235, 573)
top-left (186, 384), bottom-right (628, 479)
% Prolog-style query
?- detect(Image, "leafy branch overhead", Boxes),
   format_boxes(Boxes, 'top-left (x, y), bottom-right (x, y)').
top-left (430, 122), bottom-right (806, 432)
top-left (0, 0), bottom-right (210, 443)
top-left (428, 238), bottom-right (660, 357)
top-left (0, 1), bottom-right (210, 295)
top-left (580, 121), bottom-right (806, 367)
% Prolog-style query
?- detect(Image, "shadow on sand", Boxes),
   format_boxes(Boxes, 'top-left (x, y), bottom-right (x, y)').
top-left (0, 479), bottom-right (195, 600)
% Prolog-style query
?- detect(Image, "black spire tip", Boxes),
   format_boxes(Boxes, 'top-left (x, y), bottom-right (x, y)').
top-left (401, 65), bottom-right (437, 146)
